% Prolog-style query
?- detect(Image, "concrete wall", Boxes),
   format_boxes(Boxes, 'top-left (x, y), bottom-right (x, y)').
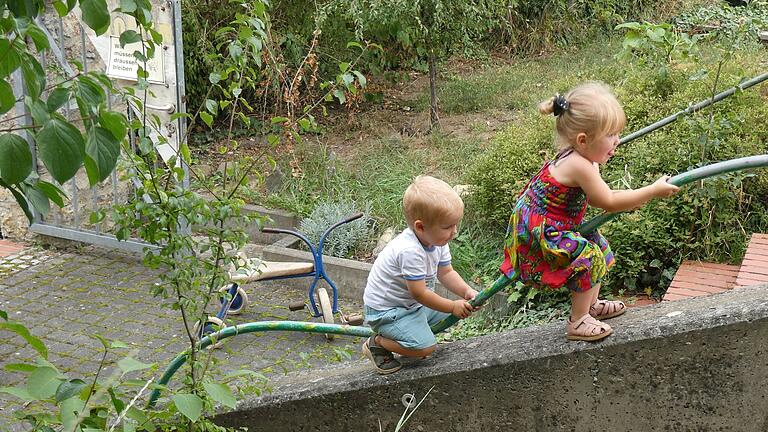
top-left (216, 283), bottom-right (768, 432)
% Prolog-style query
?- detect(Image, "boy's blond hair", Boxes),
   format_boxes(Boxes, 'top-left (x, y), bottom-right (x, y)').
top-left (538, 81), bottom-right (626, 151)
top-left (403, 175), bottom-right (464, 227)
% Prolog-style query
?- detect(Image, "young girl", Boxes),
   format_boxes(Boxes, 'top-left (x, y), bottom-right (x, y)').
top-left (500, 81), bottom-right (679, 342)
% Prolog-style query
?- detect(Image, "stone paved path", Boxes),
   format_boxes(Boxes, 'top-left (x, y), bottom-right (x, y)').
top-left (0, 244), bottom-right (365, 430)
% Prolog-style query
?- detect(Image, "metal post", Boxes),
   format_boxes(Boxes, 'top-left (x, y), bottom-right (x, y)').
top-left (10, 71), bottom-right (40, 223)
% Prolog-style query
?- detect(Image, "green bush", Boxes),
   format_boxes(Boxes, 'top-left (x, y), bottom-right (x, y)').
top-left (181, 0), bottom-right (236, 114)
top-left (180, 0), bottom-right (695, 120)
top-left (467, 49), bottom-right (768, 296)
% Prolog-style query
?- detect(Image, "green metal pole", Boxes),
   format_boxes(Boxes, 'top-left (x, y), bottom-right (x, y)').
top-left (428, 272), bottom-right (515, 334)
top-left (578, 155), bottom-right (768, 235)
top-left (147, 321), bottom-right (373, 407)
top-left (619, 72), bottom-right (768, 146)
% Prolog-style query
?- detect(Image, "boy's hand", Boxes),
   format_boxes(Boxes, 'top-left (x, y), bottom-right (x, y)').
top-left (451, 299), bottom-right (473, 319)
top-left (464, 288), bottom-right (482, 311)
top-left (464, 288), bottom-right (478, 301)
top-left (652, 175), bottom-right (680, 198)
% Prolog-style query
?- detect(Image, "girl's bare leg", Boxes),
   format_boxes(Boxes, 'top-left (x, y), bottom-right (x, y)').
top-left (590, 283), bottom-right (601, 306)
top-left (571, 284), bottom-right (599, 320)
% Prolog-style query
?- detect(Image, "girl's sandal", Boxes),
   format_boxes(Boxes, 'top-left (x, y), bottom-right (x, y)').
top-left (567, 314), bottom-right (613, 342)
top-left (590, 299), bottom-right (626, 320)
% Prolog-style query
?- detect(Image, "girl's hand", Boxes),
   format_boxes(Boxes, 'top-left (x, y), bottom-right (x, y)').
top-left (652, 175), bottom-right (680, 198)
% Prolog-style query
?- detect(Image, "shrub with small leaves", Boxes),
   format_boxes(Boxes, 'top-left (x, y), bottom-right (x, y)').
top-left (299, 201), bottom-right (375, 259)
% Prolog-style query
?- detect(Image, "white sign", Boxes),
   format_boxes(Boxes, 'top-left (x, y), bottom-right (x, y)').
top-left (106, 36), bottom-right (165, 84)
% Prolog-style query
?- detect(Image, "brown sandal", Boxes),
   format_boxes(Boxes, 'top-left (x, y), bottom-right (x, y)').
top-left (590, 299), bottom-right (626, 320)
top-left (567, 314), bottom-right (613, 341)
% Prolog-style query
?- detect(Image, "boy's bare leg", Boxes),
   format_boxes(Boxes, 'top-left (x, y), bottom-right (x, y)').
top-left (376, 335), bottom-right (436, 358)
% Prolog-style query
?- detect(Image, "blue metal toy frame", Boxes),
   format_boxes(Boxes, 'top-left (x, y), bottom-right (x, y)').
top-left (213, 213), bottom-right (364, 321)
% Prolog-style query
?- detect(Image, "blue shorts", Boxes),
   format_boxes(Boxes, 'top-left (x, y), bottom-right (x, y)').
top-left (364, 305), bottom-right (450, 350)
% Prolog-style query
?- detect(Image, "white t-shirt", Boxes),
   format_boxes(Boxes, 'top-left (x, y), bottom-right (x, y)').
top-left (363, 228), bottom-right (451, 310)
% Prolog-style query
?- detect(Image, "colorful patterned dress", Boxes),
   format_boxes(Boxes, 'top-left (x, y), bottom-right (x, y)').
top-left (500, 152), bottom-right (614, 292)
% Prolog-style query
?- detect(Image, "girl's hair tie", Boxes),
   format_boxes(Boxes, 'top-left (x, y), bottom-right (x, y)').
top-left (553, 93), bottom-right (569, 117)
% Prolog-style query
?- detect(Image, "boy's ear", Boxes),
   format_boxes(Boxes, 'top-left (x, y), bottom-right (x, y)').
top-left (413, 220), bottom-right (424, 232)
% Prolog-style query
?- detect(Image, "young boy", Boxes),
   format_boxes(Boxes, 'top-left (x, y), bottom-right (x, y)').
top-left (362, 175), bottom-right (478, 374)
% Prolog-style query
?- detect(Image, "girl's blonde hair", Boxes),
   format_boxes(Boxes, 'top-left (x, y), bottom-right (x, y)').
top-left (403, 175), bottom-right (464, 228)
top-left (538, 81), bottom-right (626, 151)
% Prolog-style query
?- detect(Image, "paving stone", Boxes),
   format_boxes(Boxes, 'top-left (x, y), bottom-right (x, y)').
top-left (0, 244), bottom-right (365, 429)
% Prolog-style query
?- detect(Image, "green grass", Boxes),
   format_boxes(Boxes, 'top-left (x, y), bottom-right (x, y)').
top-left (412, 36), bottom-right (626, 114)
top-left (262, 130), bottom-right (491, 231)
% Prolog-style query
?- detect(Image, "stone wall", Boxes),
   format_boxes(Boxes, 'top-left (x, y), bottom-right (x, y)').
top-left (216, 284), bottom-right (768, 432)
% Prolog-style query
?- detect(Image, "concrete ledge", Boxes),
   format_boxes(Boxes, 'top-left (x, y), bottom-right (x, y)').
top-left (241, 204), bottom-right (297, 244)
top-left (198, 203), bottom-right (296, 245)
top-left (216, 284), bottom-right (768, 431)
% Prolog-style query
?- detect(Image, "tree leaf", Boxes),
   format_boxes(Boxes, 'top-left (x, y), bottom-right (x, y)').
top-left (27, 366), bottom-right (62, 399)
top-left (36, 117), bottom-right (85, 184)
top-left (0, 385), bottom-right (34, 401)
top-left (172, 393), bottom-right (203, 422)
top-left (29, 98), bottom-right (49, 124)
top-left (200, 111), bottom-right (213, 128)
top-left (1, 181), bottom-right (33, 222)
top-left (204, 99), bottom-right (217, 114)
top-left (117, 357), bottom-right (152, 374)
top-left (0, 39), bottom-right (22, 78)
top-left (8, 0), bottom-right (43, 18)
top-left (20, 182), bottom-right (50, 217)
top-left (55, 379), bottom-right (87, 402)
top-left (52, 0), bottom-right (68, 16)
top-left (79, 0), bottom-right (110, 35)
top-left (4, 363), bottom-right (37, 372)
top-left (333, 88), bottom-right (346, 105)
top-left (352, 71), bottom-right (367, 88)
top-left (84, 127), bottom-right (119, 185)
top-left (110, 340), bottom-right (128, 349)
top-left (119, 0), bottom-right (137, 13)
top-left (119, 30), bottom-right (142, 47)
top-left (35, 180), bottom-right (67, 207)
top-left (180, 142), bottom-right (191, 164)
top-left (98, 110), bottom-right (127, 141)
top-left (76, 74), bottom-right (106, 107)
top-left (0, 133), bottom-right (32, 184)
top-left (20, 54), bottom-right (45, 99)
top-left (26, 24), bottom-right (50, 51)
top-left (61, 396), bottom-right (88, 431)
top-left (0, 79), bottom-right (15, 115)
top-left (46, 87), bottom-right (71, 112)
top-left (0, 321), bottom-right (47, 358)
top-left (203, 381), bottom-right (236, 409)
